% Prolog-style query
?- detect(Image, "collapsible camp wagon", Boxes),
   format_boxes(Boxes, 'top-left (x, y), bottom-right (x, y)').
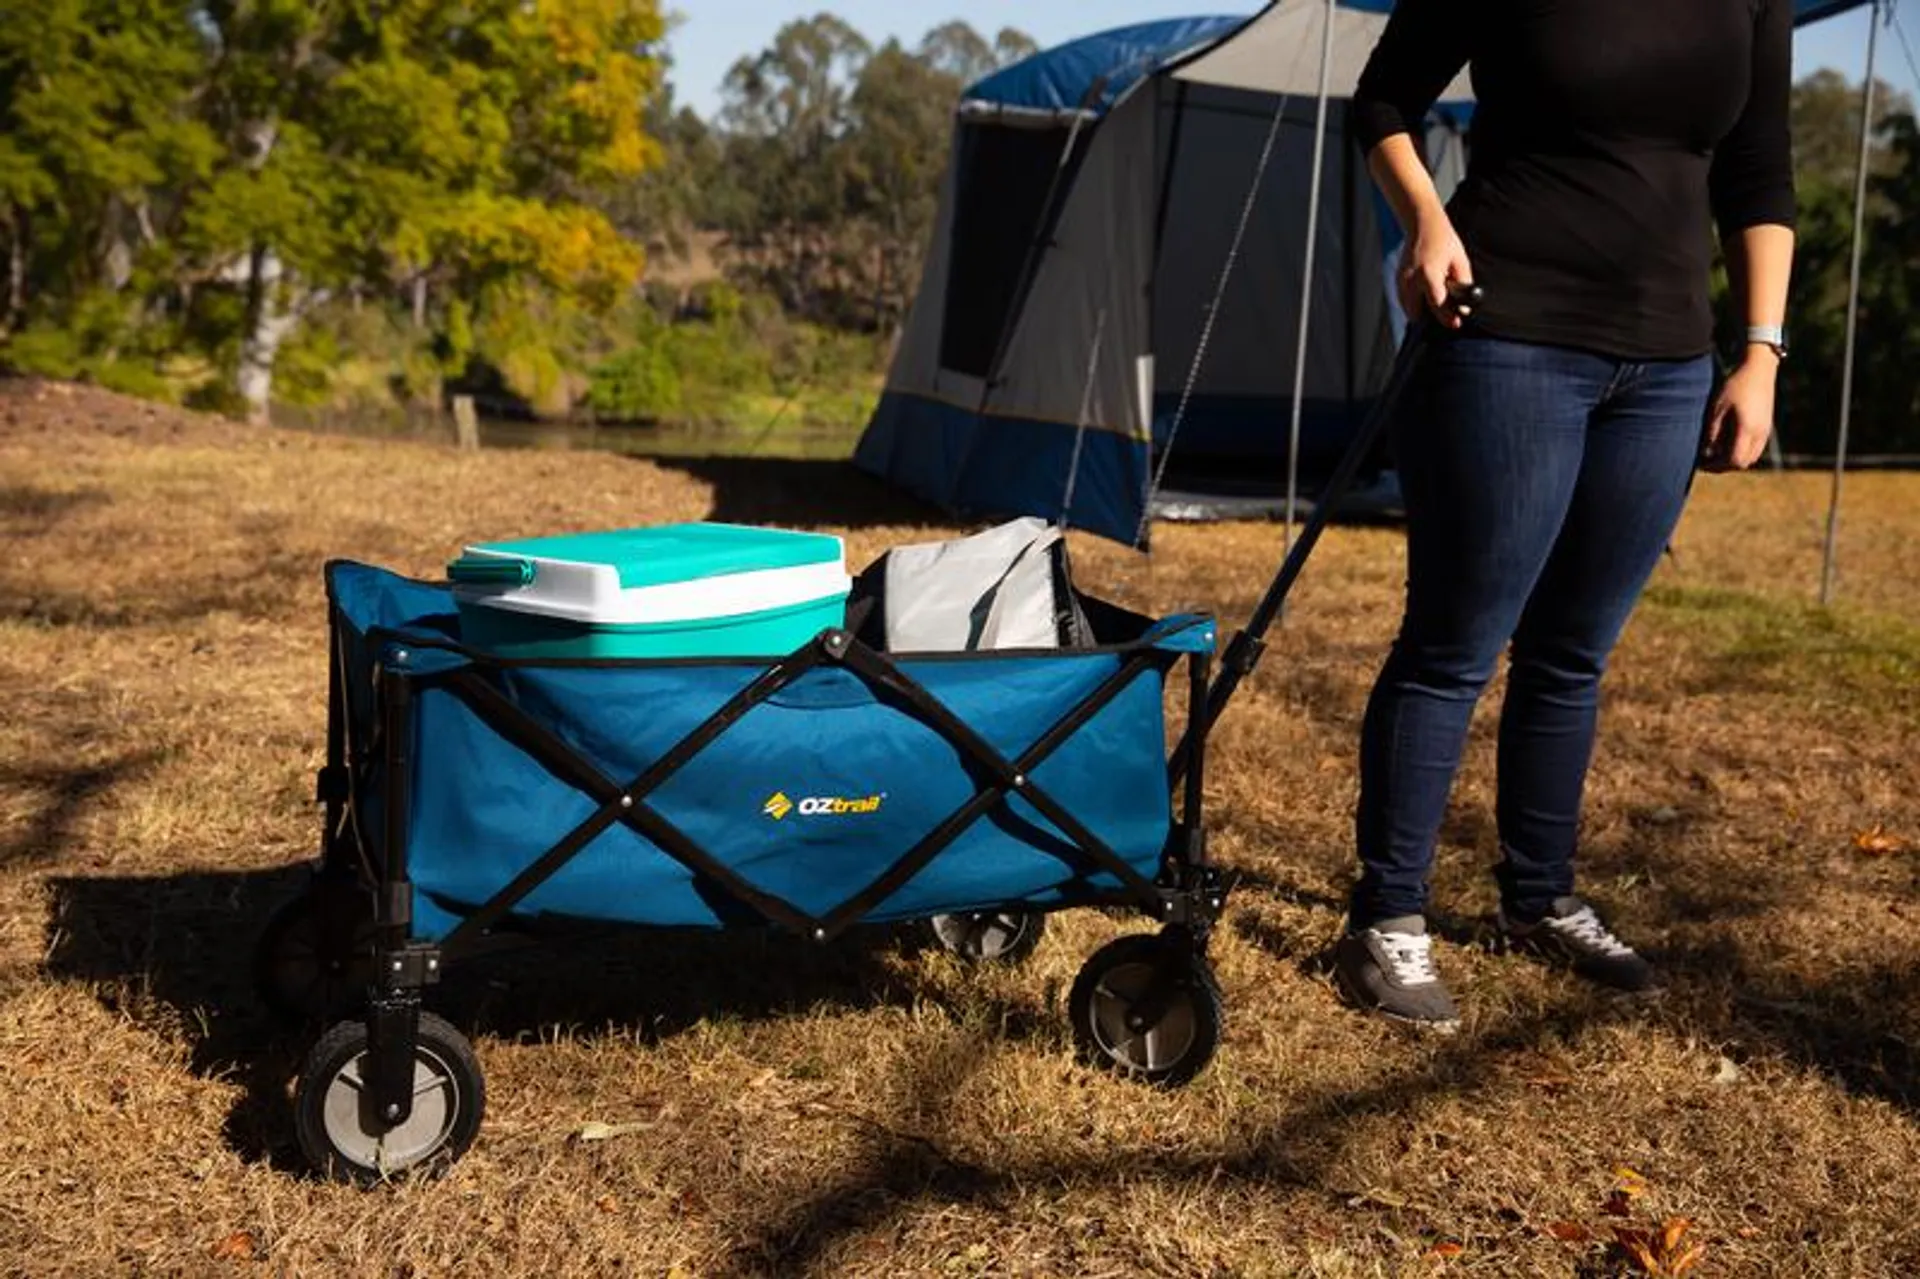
top-left (254, 316), bottom-right (1451, 1184)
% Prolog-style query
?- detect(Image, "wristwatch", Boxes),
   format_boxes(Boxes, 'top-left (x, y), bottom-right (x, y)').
top-left (1745, 324), bottom-right (1789, 362)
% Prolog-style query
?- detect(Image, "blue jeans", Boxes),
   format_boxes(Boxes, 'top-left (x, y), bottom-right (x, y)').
top-left (1350, 332), bottom-right (1714, 929)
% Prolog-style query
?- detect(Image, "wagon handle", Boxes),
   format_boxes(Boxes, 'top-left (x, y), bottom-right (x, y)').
top-left (446, 556), bottom-right (535, 588)
top-left (1167, 286), bottom-right (1483, 785)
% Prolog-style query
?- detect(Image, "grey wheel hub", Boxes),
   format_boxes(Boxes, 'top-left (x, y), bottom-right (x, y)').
top-left (321, 1046), bottom-right (465, 1174)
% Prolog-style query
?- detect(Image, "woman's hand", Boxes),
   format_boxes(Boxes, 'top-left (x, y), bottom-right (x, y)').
top-left (1398, 212), bottom-right (1476, 328)
top-left (1701, 353), bottom-right (1779, 472)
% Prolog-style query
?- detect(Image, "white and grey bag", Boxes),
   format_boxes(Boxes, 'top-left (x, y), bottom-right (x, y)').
top-left (851, 518), bottom-right (1093, 653)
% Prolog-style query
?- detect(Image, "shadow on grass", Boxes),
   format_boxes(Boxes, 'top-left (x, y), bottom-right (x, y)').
top-left (38, 865), bottom-right (988, 1172)
top-left (719, 935), bottom-right (1920, 1277)
top-left (651, 456), bottom-right (946, 533)
top-left (34, 844), bottom-right (1920, 1253)
top-left (0, 751), bottom-right (165, 871)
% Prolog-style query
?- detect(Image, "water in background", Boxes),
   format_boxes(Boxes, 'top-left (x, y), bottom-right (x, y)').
top-left (270, 402), bottom-right (865, 462)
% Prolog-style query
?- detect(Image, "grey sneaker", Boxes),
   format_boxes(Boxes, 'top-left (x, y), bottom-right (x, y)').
top-left (1333, 916), bottom-right (1460, 1031)
top-left (1499, 896), bottom-right (1664, 994)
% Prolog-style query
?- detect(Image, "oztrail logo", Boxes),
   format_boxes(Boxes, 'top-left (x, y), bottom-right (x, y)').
top-left (763, 790), bottom-right (884, 821)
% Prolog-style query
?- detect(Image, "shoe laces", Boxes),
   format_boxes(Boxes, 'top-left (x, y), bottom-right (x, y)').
top-left (1376, 930), bottom-right (1438, 986)
top-left (1549, 906), bottom-right (1635, 959)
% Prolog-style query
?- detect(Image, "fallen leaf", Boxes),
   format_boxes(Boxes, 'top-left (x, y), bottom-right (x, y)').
top-left (1854, 825), bottom-right (1910, 856)
top-left (1426, 1241), bottom-right (1465, 1260)
top-left (1661, 1218), bottom-right (1692, 1253)
top-left (210, 1231), bottom-right (256, 1262)
top-left (596, 1194), bottom-right (619, 1213)
top-left (1602, 1190), bottom-right (1636, 1218)
top-left (574, 1120), bottom-right (652, 1143)
top-left (1615, 1166), bottom-right (1649, 1194)
top-left (1713, 1057), bottom-right (1742, 1086)
top-left (1671, 1242), bottom-right (1709, 1276)
top-left (1545, 1221), bottom-right (1594, 1243)
top-left (1612, 1227), bottom-right (1661, 1274)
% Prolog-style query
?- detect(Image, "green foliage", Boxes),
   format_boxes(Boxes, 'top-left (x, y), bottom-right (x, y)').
top-left (272, 323), bottom-right (343, 409)
top-left (1, 324), bottom-right (86, 380)
top-left (0, 0), bottom-right (670, 416)
top-left (587, 343), bottom-right (682, 421)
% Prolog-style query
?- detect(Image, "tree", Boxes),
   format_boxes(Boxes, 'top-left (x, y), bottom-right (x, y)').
top-left (1754, 74), bottom-right (1916, 457)
top-left (707, 17), bottom-right (1035, 329)
top-left (0, 0), bottom-right (217, 332)
top-left (918, 22), bottom-right (1036, 86)
top-left (846, 41), bottom-right (954, 326)
top-left (717, 14), bottom-right (872, 315)
top-left (0, 0), bottom-right (668, 417)
top-left (181, 0), bottom-right (666, 419)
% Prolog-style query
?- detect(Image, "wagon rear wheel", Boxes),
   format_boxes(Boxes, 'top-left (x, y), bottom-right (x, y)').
top-left (926, 910), bottom-right (1047, 963)
top-left (294, 1011), bottom-right (483, 1185)
top-left (1068, 931), bottom-right (1222, 1087)
top-left (252, 887), bottom-right (378, 1023)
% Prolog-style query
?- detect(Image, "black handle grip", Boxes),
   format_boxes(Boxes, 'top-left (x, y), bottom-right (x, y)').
top-left (1446, 281), bottom-right (1485, 311)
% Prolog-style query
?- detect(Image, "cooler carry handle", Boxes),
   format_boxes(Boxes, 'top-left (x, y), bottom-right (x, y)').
top-left (446, 556), bottom-right (535, 588)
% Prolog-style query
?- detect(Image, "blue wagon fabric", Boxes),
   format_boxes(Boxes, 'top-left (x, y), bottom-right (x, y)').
top-left (326, 561), bottom-right (1214, 942)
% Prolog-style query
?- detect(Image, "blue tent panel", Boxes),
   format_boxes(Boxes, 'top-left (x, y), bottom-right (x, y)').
top-left (964, 16), bottom-right (1242, 115)
top-left (856, 392), bottom-right (1151, 546)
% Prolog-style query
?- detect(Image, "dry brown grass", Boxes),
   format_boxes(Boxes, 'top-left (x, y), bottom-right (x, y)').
top-left (1, 376), bottom-right (1918, 1277)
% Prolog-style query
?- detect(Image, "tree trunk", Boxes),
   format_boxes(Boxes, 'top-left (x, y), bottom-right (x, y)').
top-left (5, 205), bottom-right (25, 329)
top-left (238, 246), bottom-right (298, 425)
top-left (411, 274), bottom-right (427, 329)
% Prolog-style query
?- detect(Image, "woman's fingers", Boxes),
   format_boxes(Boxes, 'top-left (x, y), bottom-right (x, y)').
top-left (1734, 416), bottom-right (1772, 470)
top-left (1701, 395), bottom-right (1738, 472)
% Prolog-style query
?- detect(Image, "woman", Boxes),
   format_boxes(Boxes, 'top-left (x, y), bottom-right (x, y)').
top-left (1335, 0), bottom-right (1797, 1028)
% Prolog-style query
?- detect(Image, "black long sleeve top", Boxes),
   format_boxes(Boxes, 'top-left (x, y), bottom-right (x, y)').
top-left (1352, 0), bottom-right (1797, 361)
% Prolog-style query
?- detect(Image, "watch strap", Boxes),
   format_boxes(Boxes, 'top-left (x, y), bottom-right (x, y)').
top-left (1745, 324), bottom-right (1788, 358)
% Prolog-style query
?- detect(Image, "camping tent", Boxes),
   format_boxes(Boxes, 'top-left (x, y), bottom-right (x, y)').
top-left (852, 0), bottom-right (1880, 551)
top-left (852, 0), bottom-right (1471, 547)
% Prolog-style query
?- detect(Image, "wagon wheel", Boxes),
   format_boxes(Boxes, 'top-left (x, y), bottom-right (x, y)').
top-left (1068, 931), bottom-right (1222, 1087)
top-left (926, 910), bottom-right (1047, 963)
top-left (252, 887), bottom-right (379, 1023)
top-left (294, 1012), bottom-right (484, 1185)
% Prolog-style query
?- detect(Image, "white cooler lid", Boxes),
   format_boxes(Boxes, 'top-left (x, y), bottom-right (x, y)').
top-left (450, 523), bottom-right (848, 625)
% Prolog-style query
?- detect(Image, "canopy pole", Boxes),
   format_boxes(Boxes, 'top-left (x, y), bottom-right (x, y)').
top-left (1822, 0), bottom-right (1880, 607)
top-left (1285, 0), bottom-right (1339, 558)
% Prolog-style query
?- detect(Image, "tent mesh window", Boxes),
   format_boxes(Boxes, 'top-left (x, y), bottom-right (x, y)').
top-left (939, 121), bottom-right (1088, 379)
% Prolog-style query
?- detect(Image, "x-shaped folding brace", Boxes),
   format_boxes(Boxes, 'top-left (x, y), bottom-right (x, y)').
top-left (414, 627), bottom-right (1187, 959)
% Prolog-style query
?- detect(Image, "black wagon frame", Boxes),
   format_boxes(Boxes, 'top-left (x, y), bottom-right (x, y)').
top-left (298, 592), bottom-right (1229, 1132)
top-left (266, 308), bottom-right (1455, 1180)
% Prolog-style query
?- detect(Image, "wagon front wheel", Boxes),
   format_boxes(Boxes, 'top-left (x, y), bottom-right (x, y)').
top-left (1068, 932), bottom-right (1222, 1087)
top-left (294, 1011), bottom-right (484, 1184)
top-left (927, 909), bottom-right (1047, 963)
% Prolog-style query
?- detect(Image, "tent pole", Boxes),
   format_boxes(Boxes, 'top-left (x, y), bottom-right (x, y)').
top-left (1821, 0), bottom-right (1880, 607)
top-left (1285, 0), bottom-right (1339, 558)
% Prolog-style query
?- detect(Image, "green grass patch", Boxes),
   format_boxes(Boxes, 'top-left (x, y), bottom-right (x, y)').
top-left (1641, 582), bottom-right (1920, 720)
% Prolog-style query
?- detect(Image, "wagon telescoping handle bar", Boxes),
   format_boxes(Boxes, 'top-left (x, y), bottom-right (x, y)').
top-left (1168, 283), bottom-right (1484, 786)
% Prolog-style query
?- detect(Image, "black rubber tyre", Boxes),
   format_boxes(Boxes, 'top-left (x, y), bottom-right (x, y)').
top-left (294, 1011), bottom-right (484, 1185)
top-left (926, 909), bottom-right (1048, 963)
top-left (1068, 932), bottom-right (1222, 1087)
top-left (252, 887), bottom-right (378, 1023)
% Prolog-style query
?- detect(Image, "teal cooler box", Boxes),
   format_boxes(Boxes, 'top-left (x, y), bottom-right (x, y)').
top-left (447, 523), bottom-right (851, 659)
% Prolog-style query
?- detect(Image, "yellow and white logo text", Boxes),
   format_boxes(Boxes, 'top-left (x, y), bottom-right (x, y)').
top-left (763, 791), bottom-right (884, 820)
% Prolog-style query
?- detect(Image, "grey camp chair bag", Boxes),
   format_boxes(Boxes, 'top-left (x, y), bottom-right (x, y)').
top-left (850, 518), bottom-right (1093, 653)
